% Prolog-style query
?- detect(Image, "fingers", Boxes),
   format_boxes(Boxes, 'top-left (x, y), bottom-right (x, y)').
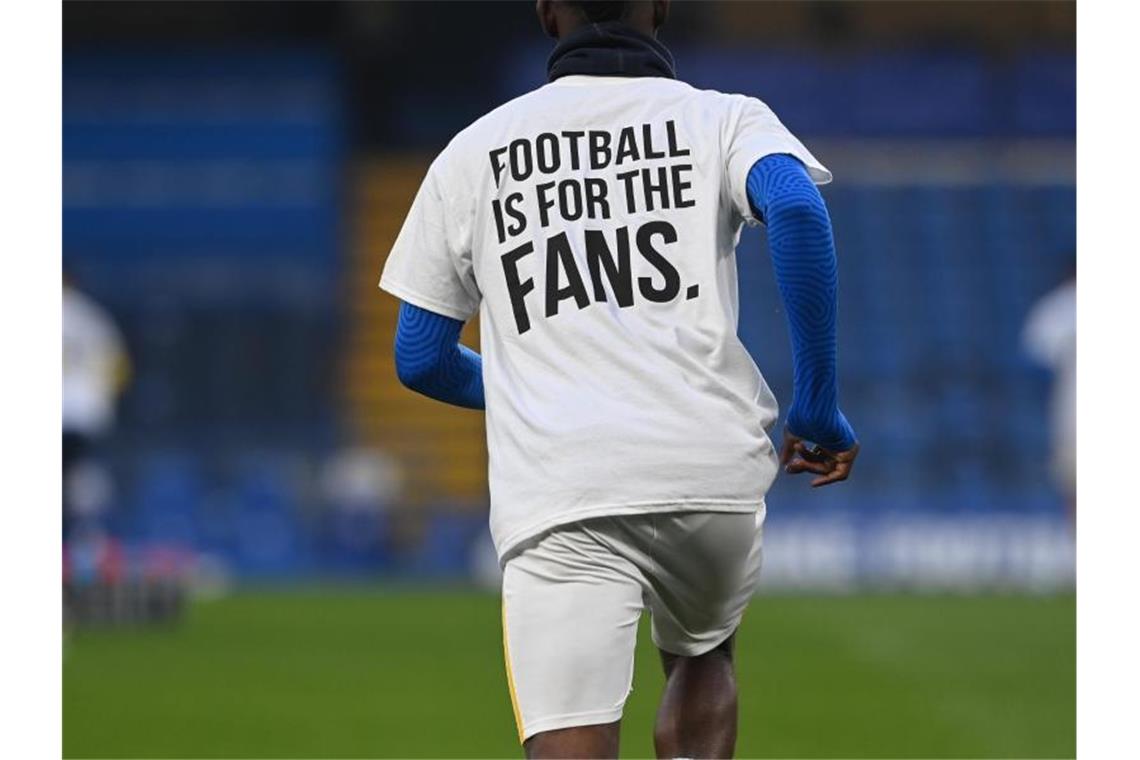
top-left (779, 431), bottom-right (800, 466)
top-left (781, 435), bottom-right (860, 488)
top-left (783, 439), bottom-right (829, 474)
top-left (809, 443), bottom-right (860, 488)
top-left (785, 456), bottom-right (832, 476)
top-left (810, 461), bottom-right (854, 487)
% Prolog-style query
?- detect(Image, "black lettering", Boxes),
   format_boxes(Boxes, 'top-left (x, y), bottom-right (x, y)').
top-left (536, 132), bottom-right (560, 173)
top-left (671, 164), bottom-right (695, 208)
top-left (642, 123), bottom-right (666, 159)
top-left (666, 120), bottom-right (690, 157)
top-left (585, 227), bottom-right (634, 307)
top-left (535, 182), bottom-right (557, 228)
top-left (589, 131), bottom-right (612, 170)
top-left (615, 126), bottom-right (640, 165)
top-left (504, 192), bottom-right (527, 236)
top-left (492, 199), bottom-right (507, 244)
top-left (584, 178), bottom-right (610, 219)
top-left (636, 221), bottom-right (681, 302)
top-left (545, 232), bottom-right (591, 317)
top-left (561, 130), bottom-right (584, 170)
top-left (558, 180), bottom-right (583, 221)
top-left (502, 241), bottom-right (536, 334)
top-left (509, 138), bottom-right (533, 181)
top-left (489, 147), bottom-right (508, 187)
top-left (642, 166), bottom-right (670, 212)
top-left (616, 170), bottom-right (639, 213)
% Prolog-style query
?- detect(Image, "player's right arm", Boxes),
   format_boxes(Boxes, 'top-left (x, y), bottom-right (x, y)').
top-left (747, 153), bottom-right (859, 487)
top-left (394, 301), bottom-right (485, 410)
top-left (380, 155), bottom-right (485, 409)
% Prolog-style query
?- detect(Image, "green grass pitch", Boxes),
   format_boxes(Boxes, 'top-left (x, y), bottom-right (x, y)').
top-left (64, 590), bottom-right (1074, 758)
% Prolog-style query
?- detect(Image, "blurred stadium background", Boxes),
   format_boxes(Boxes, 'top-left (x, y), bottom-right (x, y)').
top-left (62, 2), bottom-right (1075, 758)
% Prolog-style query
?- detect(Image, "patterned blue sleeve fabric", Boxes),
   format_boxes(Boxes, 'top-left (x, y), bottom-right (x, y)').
top-left (747, 153), bottom-right (857, 451)
top-left (394, 302), bottom-right (485, 410)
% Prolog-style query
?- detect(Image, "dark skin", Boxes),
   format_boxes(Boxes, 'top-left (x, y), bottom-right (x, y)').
top-left (654, 636), bottom-right (739, 758)
top-left (782, 430), bottom-right (860, 487)
top-left (521, 2), bottom-right (859, 757)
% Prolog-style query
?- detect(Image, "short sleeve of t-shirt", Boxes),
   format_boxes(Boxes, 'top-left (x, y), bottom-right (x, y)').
top-left (379, 160), bottom-right (480, 321)
top-left (723, 96), bottom-right (833, 226)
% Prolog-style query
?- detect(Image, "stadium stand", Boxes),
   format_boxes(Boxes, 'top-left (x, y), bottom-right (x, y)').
top-left (62, 45), bottom-right (1074, 583)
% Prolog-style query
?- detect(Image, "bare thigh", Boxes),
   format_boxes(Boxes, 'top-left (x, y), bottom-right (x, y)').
top-left (525, 721), bottom-right (621, 759)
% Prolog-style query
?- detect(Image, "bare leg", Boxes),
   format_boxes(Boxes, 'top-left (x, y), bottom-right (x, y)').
top-left (654, 635), bottom-right (738, 759)
top-left (525, 721), bottom-right (621, 759)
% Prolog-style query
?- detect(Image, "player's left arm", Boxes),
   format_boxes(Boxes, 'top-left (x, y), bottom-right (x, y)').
top-left (747, 153), bottom-right (859, 487)
top-left (394, 301), bottom-right (485, 410)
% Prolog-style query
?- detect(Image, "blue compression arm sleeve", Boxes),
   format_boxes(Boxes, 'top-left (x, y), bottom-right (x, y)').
top-left (394, 302), bottom-right (485, 410)
top-left (747, 154), bottom-right (856, 451)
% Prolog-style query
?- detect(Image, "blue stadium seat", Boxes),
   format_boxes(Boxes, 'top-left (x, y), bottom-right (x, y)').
top-left (129, 453), bottom-right (203, 547)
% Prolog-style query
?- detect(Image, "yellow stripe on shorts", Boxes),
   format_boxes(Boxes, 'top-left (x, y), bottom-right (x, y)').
top-left (501, 598), bottom-right (525, 745)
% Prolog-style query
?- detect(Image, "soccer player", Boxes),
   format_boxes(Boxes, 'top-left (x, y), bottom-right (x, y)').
top-left (1023, 266), bottom-right (1076, 513)
top-left (63, 274), bottom-right (130, 541)
top-left (379, 1), bottom-right (859, 757)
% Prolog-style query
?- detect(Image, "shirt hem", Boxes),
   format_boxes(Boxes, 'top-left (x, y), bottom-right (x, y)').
top-left (378, 277), bottom-right (477, 322)
top-left (734, 145), bottom-right (832, 228)
top-left (497, 498), bottom-right (765, 565)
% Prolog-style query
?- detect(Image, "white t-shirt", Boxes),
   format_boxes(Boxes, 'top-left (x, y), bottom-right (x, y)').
top-left (380, 75), bottom-right (831, 559)
top-left (63, 286), bottom-right (126, 436)
top-left (1023, 279), bottom-right (1076, 498)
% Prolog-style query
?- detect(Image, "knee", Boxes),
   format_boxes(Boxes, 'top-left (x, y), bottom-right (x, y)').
top-left (660, 646), bottom-right (740, 719)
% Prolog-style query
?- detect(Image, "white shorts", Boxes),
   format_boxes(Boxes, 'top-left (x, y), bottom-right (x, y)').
top-left (500, 507), bottom-right (765, 742)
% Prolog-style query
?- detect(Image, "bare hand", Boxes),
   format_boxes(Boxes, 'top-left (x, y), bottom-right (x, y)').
top-left (780, 430), bottom-right (859, 488)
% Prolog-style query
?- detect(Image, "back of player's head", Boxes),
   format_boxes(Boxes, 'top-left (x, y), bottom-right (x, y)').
top-left (538, 1), bottom-right (668, 40)
top-left (565, 1), bottom-right (631, 23)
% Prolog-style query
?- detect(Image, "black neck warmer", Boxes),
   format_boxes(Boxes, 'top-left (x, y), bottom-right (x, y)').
top-left (547, 21), bottom-right (676, 82)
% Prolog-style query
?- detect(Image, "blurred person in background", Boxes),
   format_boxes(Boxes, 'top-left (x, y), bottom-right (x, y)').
top-left (381, 0), bottom-right (858, 756)
top-left (63, 273), bottom-right (129, 541)
top-left (58, 1), bottom-right (1077, 757)
top-left (1023, 265), bottom-right (1076, 513)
